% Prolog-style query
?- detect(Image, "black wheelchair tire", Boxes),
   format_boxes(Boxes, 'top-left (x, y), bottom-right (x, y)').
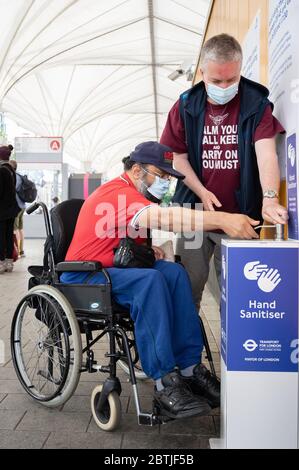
top-left (11, 285), bottom-right (82, 408)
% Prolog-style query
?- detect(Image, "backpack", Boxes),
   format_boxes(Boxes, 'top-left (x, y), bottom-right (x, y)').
top-left (17, 174), bottom-right (37, 203)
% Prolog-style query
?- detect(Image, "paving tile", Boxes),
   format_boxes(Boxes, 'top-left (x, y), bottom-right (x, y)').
top-left (75, 380), bottom-right (153, 398)
top-left (62, 394), bottom-right (129, 413)
top-left (0, 393), bottom-right (52, 411)
top-left (0, 367), bottom-right (18, 380)
top-left (0, 394), bottom-right (6, 404)
top-left (0, 410), bottom-right (26, 430)
top-left (44, 432), bottom-right (122, 449)
top-left (198, 439), bottom-right (211, 449)
top-left (77, 370), bottom-right (130, 383)
top-left (0, 321), bottom-right (9, 330)
top-left (0, 380), bottom-right (27, 394)
top-left (0, 358), bottom-right (12, 367)
top-left (0, 430), bottom-right (49, 449)
top-left (209, 407), bottom-right (220, 416)
top-left (127, 396), bottom-right (153, 414)
top-left (122, 433), bottom-right (201, 449)
top-left (160, 416), bottom-right (216, 437)
top-left (213, 415), bottom-right (220, 435)
top-left (74, 381), bottom-right (101, 396)
top-left (88, 411), bottom-right (159, 434)
top-left (16, 409), bottom-right (91, 432)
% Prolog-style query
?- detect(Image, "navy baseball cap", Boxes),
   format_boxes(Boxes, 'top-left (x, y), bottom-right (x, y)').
top-left (129, 141), bottom-right (185, 179)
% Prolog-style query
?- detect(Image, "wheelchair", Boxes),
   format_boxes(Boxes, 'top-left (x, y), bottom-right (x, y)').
top-left (10, 199), bottom-right (216, 431)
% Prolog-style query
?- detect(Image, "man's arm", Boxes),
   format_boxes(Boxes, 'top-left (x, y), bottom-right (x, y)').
top-left (137, 205), bottom-right (260, 240)
top-left (173, 153), bottom-right (222, 211)
top-left (255, 138), bottom-right (288, 224)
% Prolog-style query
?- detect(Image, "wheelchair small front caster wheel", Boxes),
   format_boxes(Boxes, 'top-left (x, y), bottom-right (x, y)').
top-left (91, 384), bottom-right (121, 431)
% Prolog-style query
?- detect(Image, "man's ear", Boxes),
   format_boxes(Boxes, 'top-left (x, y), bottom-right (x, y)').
top-left (131, 163), bottom-right (142, 180)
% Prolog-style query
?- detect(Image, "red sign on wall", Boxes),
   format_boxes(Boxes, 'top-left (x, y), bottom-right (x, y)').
top-left (50, 140), bottom-right (61, 151)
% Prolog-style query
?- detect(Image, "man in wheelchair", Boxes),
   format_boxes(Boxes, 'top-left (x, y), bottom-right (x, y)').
top-left (60, 141), bottom-right (260, 420)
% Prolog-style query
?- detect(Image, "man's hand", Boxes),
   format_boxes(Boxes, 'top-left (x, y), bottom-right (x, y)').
top-left (200, 188), bottom-right (222, 211)
top-left (152, 245), bottom-right (165, 260)
top-left (262, 199), bottom-right (288, 225)
top-left (221, 214), bottom-right (260, 239)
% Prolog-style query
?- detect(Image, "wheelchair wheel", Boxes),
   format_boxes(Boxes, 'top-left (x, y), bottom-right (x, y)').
top-left (91, 384), bottom-right (121, 431)
top-left (11, 285), bottom-right (82, 408)
top-left (112, 330), bottom-right (148, 381)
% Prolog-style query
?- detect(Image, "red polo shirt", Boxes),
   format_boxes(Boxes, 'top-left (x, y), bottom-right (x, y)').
top-left (65, 173), bottom-right (154, 267)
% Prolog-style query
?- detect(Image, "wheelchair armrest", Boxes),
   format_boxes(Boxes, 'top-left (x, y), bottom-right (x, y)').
top-left (56, 261), bottom-right (103, 272)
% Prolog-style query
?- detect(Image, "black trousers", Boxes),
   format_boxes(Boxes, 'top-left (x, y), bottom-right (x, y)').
top-left (0, 218), bottom-right (14, 261)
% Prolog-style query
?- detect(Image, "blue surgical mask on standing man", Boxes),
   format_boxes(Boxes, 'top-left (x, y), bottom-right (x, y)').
top-left (207, 82), bottom-right (239, 105)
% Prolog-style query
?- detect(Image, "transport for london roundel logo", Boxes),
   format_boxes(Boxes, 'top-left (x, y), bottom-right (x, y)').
top-left (243, 339), bottom-right (258, 352)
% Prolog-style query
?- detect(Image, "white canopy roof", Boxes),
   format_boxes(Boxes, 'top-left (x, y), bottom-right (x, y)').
top-left (0, 0), bottom-right (211, 176)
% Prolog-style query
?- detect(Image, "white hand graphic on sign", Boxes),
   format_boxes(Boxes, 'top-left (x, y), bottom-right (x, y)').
top-left (243, 261), bottom-right (268, 281)
top-left (288, 143), bottom-right (296, 167)
top-left (257, 269), bottom-right (282, 293)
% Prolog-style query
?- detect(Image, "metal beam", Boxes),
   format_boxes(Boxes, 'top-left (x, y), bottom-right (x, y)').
top-left (147, 0), bottom-right (159, 141)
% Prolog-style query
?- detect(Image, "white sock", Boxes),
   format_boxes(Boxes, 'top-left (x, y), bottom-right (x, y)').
top-left (180, 364), bottom-right (196, 377)
top-left (155, 378), bottom-right (164, 391)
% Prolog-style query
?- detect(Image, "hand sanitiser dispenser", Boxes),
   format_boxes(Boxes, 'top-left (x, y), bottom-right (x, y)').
top-left (210, 236), bottom-right (299, 449)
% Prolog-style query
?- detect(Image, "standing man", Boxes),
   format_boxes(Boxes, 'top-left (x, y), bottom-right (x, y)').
top-left (160, 34), bottom-right (288, 307)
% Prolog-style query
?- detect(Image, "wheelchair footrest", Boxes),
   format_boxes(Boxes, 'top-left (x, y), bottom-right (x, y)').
top-left (138, 414), bottom-right (156, 426)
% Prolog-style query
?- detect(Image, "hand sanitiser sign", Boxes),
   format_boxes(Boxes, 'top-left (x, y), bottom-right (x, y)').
top-left (222, 243), bottom-right (298, 372)
top-left (213, 240), bottom-right (299, 449)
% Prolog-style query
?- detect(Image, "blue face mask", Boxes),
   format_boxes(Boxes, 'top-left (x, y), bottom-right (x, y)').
top-left (207, 82), bottom-right (239, 105)
top-left (141, 168), bottom-right (170, 201)
top-left (147, 176), bottom-right (170, 200)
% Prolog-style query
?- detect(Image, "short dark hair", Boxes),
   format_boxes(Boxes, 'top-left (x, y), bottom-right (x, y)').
top-left (122, 156), bottom-right (146, 171)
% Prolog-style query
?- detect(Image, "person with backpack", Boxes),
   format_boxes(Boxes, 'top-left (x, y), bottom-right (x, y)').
top-left (9, 160), bottom-right (27, 258)
top-left (14, 170), bottom-right (37, 205)
top-left (0, 145), bottom-right (19, 274)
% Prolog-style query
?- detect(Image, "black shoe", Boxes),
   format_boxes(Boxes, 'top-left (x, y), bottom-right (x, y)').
top-left (181, 364), bottom-right (220, 409)
top-left (154, 371), bottom-right (211, 419)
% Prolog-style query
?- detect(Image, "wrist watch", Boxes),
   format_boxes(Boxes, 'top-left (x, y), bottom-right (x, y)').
top-left (263, 189), bottom-right (279, 199)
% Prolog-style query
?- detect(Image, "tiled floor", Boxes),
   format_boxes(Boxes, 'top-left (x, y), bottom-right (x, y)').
top-left (0, 239), bottom-right (220, 449)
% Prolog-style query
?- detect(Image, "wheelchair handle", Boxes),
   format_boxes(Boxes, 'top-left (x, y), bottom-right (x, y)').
top-left (26, 201), bottom-right (53, 240)
top-left (26, 202), bottom-right (40, 215)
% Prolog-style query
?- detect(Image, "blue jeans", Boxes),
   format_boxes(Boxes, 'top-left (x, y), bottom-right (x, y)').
top-left (61, 260), bottom-right (203, 380)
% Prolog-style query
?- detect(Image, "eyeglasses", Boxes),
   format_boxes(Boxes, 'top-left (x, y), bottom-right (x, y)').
top-left (142, 167), bottom-right (171, 180)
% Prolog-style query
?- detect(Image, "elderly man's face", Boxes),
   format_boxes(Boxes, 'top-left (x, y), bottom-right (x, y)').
top-left (201, 60), bottom-right (241, 90)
